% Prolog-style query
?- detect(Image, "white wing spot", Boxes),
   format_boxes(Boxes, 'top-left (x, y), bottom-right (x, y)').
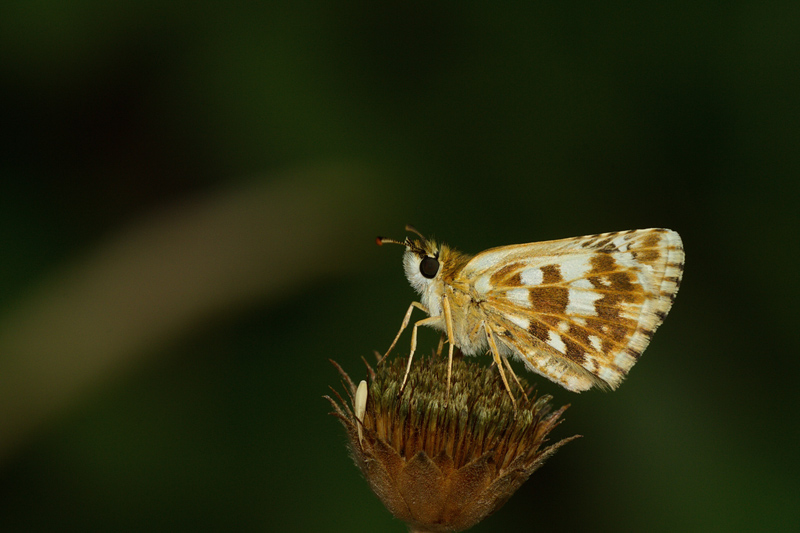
top-left (612, 235), bottom-right (630, 250)
top-left (557, 321), bottom-right (569, 333)
top-left (547, 331), bottom-right (566, 353)
top-left (508, 314), bottom-right (530, 330)
top-left (570, 278), bottom-right (594, 290)
top-left (559, 256), bottom-right (592, 281)
top-left (566, 288), bottom-right (602, 316)
top-left (506, 288), bottom-right (531, 308)
top-left (468, 253), bottom-right (501, 272)
top-left (475, 274), bottom-right (491, 295)
top-left (588, 335), bottom-right (602, 352)
top-left (520, 267), bottom-right (544, 286)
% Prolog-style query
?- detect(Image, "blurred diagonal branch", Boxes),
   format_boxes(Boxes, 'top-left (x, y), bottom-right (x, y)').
top-left (0, 164), bottom-right (395, 460)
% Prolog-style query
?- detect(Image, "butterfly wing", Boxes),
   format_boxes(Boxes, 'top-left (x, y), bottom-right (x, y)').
top-left (458, 229), bottom-right (684, 392)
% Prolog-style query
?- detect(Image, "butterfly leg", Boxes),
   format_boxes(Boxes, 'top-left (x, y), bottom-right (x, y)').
top-left (501, 353), bottom-right (528, 400)
top-left (435, 332), bottom-right (446, 358)
top-left (380, 301), bottom-right (429, 364)
top-left (442, 295), bottom-right (457, 401)
top-left (484, 325), bottom-right (516, 406)
top-left (399, 316), bottom-right (443, 392)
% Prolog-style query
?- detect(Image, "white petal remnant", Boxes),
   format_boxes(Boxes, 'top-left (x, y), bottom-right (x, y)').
top-left (355, 380), bottom-right (367, 445)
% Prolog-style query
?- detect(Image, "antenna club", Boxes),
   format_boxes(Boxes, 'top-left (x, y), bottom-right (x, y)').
top-left (376, 236), bottom-right (384, 246)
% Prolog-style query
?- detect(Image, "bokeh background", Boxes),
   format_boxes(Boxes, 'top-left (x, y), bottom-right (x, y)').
top-left (1, 2), bottom-right (798, 531)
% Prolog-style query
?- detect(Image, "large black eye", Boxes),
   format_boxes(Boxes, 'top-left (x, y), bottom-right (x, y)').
top-left (419, 256), bottom-right (439, 279)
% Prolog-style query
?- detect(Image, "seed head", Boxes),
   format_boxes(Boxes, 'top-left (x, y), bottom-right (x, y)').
top-left (326, 356), bottom-right (579, 532)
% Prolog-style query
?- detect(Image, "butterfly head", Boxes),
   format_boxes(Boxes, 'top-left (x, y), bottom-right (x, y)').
top-left (377, 225), bottom-right (447, 298)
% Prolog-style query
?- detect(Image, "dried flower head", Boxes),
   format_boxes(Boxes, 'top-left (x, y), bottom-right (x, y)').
top-left (326, 355), bottom-right (579, 532)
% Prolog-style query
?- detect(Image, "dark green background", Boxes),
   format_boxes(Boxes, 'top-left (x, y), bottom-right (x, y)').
top-left (1, 2), bottom-right (798, 531)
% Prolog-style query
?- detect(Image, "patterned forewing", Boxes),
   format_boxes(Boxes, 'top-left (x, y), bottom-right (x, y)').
top-left (459, 229), bottom-right (684, 391)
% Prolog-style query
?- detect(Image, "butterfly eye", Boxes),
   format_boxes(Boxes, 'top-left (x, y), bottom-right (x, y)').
top-left (419, 256), bottom-right (439, 279)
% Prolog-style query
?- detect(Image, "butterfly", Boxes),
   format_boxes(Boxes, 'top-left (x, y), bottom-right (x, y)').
top-left (377, 226), bottom-right (684, 401)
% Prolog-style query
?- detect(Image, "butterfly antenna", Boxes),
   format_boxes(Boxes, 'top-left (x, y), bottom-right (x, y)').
top-left (376, 236), bottom-right (407, 246)
top-left (404, 224), bottom-right (427, 244)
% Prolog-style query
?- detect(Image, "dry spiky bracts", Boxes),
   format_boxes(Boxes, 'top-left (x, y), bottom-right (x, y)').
top-left (326, 356), bottom-right (579, 532)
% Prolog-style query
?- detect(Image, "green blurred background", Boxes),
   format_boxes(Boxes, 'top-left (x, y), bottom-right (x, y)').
top-left (1, 2), bottom-right (798, 531)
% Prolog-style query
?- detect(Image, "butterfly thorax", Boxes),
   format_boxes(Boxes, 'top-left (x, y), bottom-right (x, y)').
top-left (404, 242), bottom-right (491, 355)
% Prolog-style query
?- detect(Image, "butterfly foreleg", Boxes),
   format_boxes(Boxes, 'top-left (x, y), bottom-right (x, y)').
top-left (399, 315), bottom-right (443, 392)
top-left (380, 301), bottom-right (429, 364)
